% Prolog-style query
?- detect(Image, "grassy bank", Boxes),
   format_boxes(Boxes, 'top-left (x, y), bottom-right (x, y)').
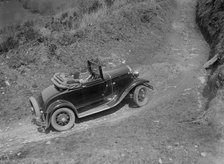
top-left (0, 0), bottom-right (176, 126)
top-left (196, 0), bottom-right (224, 133)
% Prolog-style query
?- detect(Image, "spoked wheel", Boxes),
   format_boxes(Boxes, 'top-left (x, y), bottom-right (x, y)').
top-left (133, 85), bottom-right (150, 107)
top-left (50, 108), bottom-right (75, 131)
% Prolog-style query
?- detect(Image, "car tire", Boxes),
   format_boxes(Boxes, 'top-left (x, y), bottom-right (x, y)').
top-left (50, 107), bottom-right (75, 132)
top-left (133, 85), bottom-right (149, 107)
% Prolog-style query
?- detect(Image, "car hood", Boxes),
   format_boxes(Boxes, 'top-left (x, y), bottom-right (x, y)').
top-left (104, 65), bottom-right (132, 79)
top-left (41, 85), bottom-right (60, 103)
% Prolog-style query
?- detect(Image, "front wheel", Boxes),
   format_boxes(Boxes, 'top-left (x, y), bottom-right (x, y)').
top-left (133, 85), bottom-right (150, 107)
top-left (50, 107), bottom-right (75, 131)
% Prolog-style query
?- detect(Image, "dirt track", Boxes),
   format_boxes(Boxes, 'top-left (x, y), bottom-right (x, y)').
top-left (1, 0), bottom-right (222, 163)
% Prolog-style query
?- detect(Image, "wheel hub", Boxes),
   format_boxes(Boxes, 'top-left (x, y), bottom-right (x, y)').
top-left (138, 88), bottom-right (146, 102)
top-left (56, 113), bottom-right (69, 125)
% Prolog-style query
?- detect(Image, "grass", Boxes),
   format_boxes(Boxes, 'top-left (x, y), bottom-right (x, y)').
top-left (196, 0), bottom-right (224, 134)
top-left (0, 21), bottom-right (40, 56)
top-left (0, 0), bottom-right (176, 125)
top-left (1, 0), bottom-right (171, 59)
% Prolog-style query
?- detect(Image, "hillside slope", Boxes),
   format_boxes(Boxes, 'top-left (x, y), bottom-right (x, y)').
top-left (196, 0), bottom-right (224, 133)
top-left (196, 1), bottom-right (224, 163)
top-left (0, 0), bottom-right (217, 163)
top-left (0, 0), bottom-right (176, 126)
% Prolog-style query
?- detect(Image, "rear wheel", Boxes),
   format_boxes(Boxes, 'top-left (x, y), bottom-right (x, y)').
top-left (133, 85), bottom-right (149, 107)
top-left (50, 108), bottom-right (75, 131)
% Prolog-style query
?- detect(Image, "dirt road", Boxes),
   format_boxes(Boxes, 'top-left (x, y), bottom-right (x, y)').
top-left (1, 0), bottom-right (220, 163)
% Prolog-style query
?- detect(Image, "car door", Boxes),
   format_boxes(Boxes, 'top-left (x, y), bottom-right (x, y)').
top-left (111, 74), bottom-right (133, 97)
top-left (77, 78), bottom-right (112, 113)
top-left (55, 87), bottom-right (83, 109)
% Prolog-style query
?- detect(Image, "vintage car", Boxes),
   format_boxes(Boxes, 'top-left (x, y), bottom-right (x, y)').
top-left (29, 60), bottom-right (153, 131)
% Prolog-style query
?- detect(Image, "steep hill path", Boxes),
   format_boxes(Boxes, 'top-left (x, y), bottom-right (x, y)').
top-left (0, 0), bottom-right (220, 163)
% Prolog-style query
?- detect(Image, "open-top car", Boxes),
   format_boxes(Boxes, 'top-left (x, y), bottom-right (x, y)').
top-left (29, 60), bottom-right (153, 131)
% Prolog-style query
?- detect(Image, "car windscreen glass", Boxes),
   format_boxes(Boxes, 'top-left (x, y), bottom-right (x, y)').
top-left (91, 64), bottom-right (100, 77)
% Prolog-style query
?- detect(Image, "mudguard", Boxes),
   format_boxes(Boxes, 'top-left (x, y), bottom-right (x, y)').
top-left (142, 82), bottom-right (154, 90)
top-left (45, 100), bottom-right (78, 128)
top-left (128, 78), bottom-right (153, 91)
top-left (117, 78), bottom-right (153, 104)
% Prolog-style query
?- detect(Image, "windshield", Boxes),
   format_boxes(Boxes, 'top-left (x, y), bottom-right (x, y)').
top-left (91, 64), bottom-right (100, 77)
top-left (87, 60), bottom-right (102, 79)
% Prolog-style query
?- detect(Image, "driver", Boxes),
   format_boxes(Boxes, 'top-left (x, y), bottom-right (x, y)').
top-left (72, 71), bottom-right (80, 80)
top-left (67, 72), bottom-right (80, 84)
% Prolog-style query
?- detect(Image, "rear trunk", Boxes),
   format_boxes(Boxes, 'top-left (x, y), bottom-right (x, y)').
top-left (29, 85), bottom-right (61, 126)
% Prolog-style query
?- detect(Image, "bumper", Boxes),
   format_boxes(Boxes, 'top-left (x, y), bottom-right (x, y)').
top-left (29, 97), bottom-right (46, 127)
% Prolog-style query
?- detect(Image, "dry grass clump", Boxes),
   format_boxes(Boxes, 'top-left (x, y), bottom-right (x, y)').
top-left (0, 0), bottom-right (175, 70)
top-left (197, 0), bottom-right (224, 57)
top-left (19, 0), bottom-right (108, 15)
top-left (196, 0), bottom-right (224, 95)
top-left (0, 21), bottom-right (40, 55)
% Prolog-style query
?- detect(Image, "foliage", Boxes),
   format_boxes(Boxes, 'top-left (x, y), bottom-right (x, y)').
top-left (0, 37), bottom-right (19, 55)
top-left (104, 0), bottom-right (114, 7)
top-left (48, 43), bottom-right (57, 56)
top-left (0, 21), bottom-right (40, 55)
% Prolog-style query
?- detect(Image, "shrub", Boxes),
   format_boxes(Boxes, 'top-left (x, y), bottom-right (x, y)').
top-left (78, 0), bottom-right (102, 14)
top-left (73, 11), bottom-right (78, 17)
top-left (48, 10), bottom-right (81, 32)
top-left (58, 33), bottom-right (76, 46)
top-left (74, 30), bottom-right (86, 41)
top-left (140, 10), bottom-right (155, 23)
top-left (104, 0), bottom-right (114, 7)
top-left (0, 72), bottom-right (6, 88)
top-left (61, 12), bottom-right (68, 20)
top-left (50, 21), bottom-right (63, 32)
top-left (0, 37), bottom-right (19, 55)
top-left (7, 51), bottom-right (37, 69)
top-left (16, 25), bottom-right (40, 42)
top-left (88, 0), bottom-right (103, 14)
top-left (48, 43), bottom-right (57, 56)
top-left (7, 55), bottom-right (23, 69)
top-left (0, 20), bottom-right (41, 55)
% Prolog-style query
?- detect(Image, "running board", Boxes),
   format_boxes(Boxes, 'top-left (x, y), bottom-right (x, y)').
top-left (78, 104), bottom-right (110, 118)
top-left (78, 95), bottom-right (118, 118)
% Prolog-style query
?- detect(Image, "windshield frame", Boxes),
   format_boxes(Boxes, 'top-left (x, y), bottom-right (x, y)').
top-left (87, 60), bottom-right (104, 80)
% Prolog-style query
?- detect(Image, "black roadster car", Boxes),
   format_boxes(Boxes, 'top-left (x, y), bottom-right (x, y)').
top-left (29, 60), bottom-right (153, 131)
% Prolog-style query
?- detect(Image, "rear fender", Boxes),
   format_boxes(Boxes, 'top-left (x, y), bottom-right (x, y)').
top-left (45, 100), bottom-right (78, 129)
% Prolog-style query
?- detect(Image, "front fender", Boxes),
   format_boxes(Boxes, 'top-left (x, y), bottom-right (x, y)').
top-left (119, 78), bottom-right (153, 101)
top-left (130, 78), bottom-right (153, 90)
top-left (142, 81), bottom-right (154, 90)
top-left (45, 100), bottom-right (78, 129)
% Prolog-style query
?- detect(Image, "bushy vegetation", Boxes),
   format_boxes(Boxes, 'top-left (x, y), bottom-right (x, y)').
top-left (197, 0), bottom-right (224, 134)
top-left (0, 0), bottom-right (176, 125)
top-left (0, 21), bottom-right (40, 55)
top-left (19, 0), bottom-right (107, 15)
top-left (197, 0), bottom-right (224, 59)
top-left (197, 0), bottom-right (224, 94)
top-left (19, 0), bottom-right (54, 15)
top-left (0, 0), bottom-right (175, 69)
top-left (0, 37), bottom-right (19, 55)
